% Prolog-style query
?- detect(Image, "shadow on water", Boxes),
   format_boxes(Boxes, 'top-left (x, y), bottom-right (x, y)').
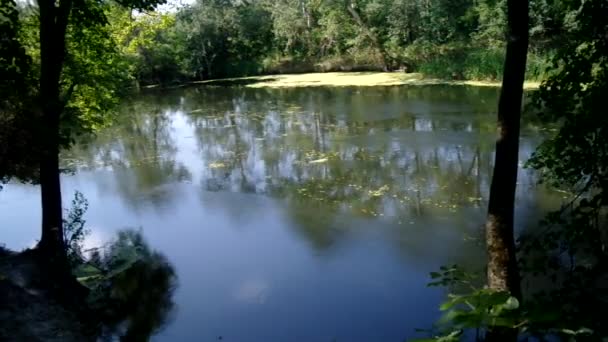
top-left (0, 229), bottom-right (177, 342)
top-left (80, 230), bottom-right (178, 341)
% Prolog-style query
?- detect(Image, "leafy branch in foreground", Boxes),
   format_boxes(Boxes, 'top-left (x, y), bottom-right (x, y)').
top-left (63, 191), bottom-right (90, 267)
top-left (418, 263), bottom-right (600, 341)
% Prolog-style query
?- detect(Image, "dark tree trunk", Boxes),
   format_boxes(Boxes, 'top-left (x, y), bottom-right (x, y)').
top-left (484, 0), bottom-right (528, 340)
top-left (39, 136), bottom-right (64, 257)
top-left (36, 0), bottom-right (72, 265)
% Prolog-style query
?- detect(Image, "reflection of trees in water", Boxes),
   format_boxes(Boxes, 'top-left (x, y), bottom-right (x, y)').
top-left (67, 98), bottom-right (191, 211)
top-left (182, 86), bottom-right (538, 219)
top-left (67, 86), bottom-right (549, 254)
top-left (191, 96), bottom-right (260, 193)
top-left (85, 230), bottom-right (177, 342)
top-left (180, 86), bottom-right (533, 252)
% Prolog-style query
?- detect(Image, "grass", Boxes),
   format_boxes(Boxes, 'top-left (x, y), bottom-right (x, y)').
top-left (192, 72), bottom-right (540, 89)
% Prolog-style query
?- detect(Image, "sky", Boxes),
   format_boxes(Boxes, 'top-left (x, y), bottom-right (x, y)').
top-left (156, 0), bottom-right (196, 13)
top-left (15, 0), bottom-right (196, 13)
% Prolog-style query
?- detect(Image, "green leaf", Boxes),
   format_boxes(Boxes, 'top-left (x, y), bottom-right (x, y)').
top-left (439, 294), bottom-right (463, 311)
top-left (482, 290), bottom-right (511, 307)
top-left (501, 296), bottom-right (519, 310)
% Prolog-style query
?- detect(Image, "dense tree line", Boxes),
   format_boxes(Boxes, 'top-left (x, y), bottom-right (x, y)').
top-left (168, 0), bottom-right (575, 83)
top-left (4, 0), bottom-right (572, 87)
top-left (108, 0), bottom-right (567, 84)
top-left (2, 0), bottom-right (608, 339)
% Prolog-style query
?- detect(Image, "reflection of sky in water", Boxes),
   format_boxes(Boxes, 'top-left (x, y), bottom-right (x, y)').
top-left (0, 85), bottom-right (563, 341)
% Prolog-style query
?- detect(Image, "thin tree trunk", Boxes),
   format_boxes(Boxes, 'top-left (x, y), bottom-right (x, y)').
top-left (345, 1), bottom-right (389, 71)
top-left (484, 0), bottom-right (528, 340)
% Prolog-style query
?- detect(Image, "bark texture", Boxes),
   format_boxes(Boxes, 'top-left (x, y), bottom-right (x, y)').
top-left (484, 0), bottom-right (529, 339)
top-left (37, 0), bottom-right (73, 262)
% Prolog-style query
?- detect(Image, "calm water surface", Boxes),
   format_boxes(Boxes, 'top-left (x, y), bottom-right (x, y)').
top-left (0, 85), bottom-right (560, 341)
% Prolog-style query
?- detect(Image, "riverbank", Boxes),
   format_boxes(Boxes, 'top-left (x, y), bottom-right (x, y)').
top-left (0, 231), bottom-right (177, 341)
top-left (0, 248), bottom-right (93, 341)
top-left (189, 72), bottom-right (541, 90)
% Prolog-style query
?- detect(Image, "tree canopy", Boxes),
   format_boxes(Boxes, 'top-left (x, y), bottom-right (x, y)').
top-left (4, 0), bottom-right (563, 88)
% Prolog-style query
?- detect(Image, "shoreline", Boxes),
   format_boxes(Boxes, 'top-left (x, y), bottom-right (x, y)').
top-left (0, 248), bottom-right (93, 341)
top-left (182, 72), bottom-right (541, 90)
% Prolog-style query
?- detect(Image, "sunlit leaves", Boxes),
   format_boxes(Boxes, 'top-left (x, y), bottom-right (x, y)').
top-left (424, 266), bottom-right (524, 339)
top-left (438, 289), bottom-right (521, 332)
top-left (173, 0), bottom-right (273, 79)
top-left (108, 7), bottom-right (180, 85)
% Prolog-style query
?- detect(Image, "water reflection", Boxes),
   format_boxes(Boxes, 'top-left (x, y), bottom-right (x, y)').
top-left (66, 86), bottom-right (551, 250)
top-left (67, 100), bottom-right (191, 212)
top-left (83, 230), bottom-right (177, 341)
top-left (180, 86), bottom-right (536, 219)
top-left (47, 85), bottom-right (561, 340)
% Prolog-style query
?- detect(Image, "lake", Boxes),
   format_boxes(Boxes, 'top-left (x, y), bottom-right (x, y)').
top-left (0, 85), bottom-right (560, 341)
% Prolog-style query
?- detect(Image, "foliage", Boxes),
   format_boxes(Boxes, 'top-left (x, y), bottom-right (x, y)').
top-left (173, 0), bottom-right (273, 79)
top-left (0, 0), bottom-right (31, 98)
top-left (0, 0), bottom-right (570, 126)
top-left (417, 266), bottom-right (521, 341)
top-left (63, 191), bottom-right (91, 267)
top-left (15, 3), bottom-right (137, 142)
top-left (521, 0), bottom-right (608, 338)
top-left (62, 5), bottom-right (134, 139)
top-left (109, 7), bottom-right (181, 85)
top-left (0, 0), bottom-right (40, 185)
top-left (424, 0), bottom-right (608, 339)
top-left (527, 0), bottom-right (608, 191)
top-left (420, 264), bottom-right (599, 341)
top-left (405, 42), bottom-right (505, 80)
top-left (71, 0), bottom-right (568, 85)
top-left (1, 0), bottom-right (169, 190)
top-left (407, 42), bottom-right (550, 81)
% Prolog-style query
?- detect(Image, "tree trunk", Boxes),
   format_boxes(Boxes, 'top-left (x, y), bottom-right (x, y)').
top-left (484, 0), bottom-right (528, 340)
top-left (39, 132), bottom-right (64, 257)
top-left (37, 0), bottom-right (72, 264)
